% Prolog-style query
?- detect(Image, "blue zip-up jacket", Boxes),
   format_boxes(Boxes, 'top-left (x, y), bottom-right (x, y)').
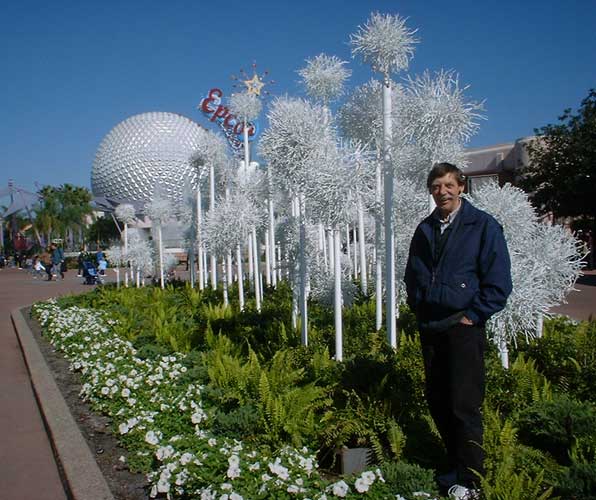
top-left (404, 198), bottom-right (512, 330)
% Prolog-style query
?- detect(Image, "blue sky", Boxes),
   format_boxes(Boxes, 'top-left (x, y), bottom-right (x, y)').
top-left (1, 0), bottom-right (594, 195)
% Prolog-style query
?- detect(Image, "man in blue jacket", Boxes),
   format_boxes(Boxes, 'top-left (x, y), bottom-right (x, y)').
top-left (405, 163), bottom-right (512, 499)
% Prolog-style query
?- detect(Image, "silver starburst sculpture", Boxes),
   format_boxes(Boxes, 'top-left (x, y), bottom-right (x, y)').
top-left (469, 182), bottom-right (583, 367)
top-left (298, 53), bottom-right (351, 104)
top-left (115, 203), bottom-right (136, 287)
top-left (229, 92), bottom-right (262, 122)
top-left (350, 12), bottom-right (418, 76)
top-left (145, 194), bottom-right (173, 289)
top-left (350, 12), bottom-right (419, 347)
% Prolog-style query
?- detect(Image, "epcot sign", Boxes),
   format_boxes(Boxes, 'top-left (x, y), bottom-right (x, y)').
top-left (199, 88), bottom-right (258, 153)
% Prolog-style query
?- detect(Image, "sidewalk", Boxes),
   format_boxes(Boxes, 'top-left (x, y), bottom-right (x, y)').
top-left (0, 268), bottom-right (101, 500)
top-left (0, 266), bottom-right (594, 499)
top-left (550, 269), bottom-right (596, 321)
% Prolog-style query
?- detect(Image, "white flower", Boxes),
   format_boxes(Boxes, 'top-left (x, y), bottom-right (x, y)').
top-left (180, 452), bottom-right (194, 465)
top-left (118, 422), bottom-right (130, 434)
top-left (145, 430), bottom-right (160, 445)
top-left (332, 480), bottom-right (349, 497)
top-left (230, 494), bottom-right (243, 500)
top-left (361, 470), bottom-right (376, 485)
top-left (121, 388), bottom-right (131, 398)
top-left (157, 477), bottom-right (170, 493)
top-left (413, 493), bottom-right (431, 498)
top-left (355, 478), bottom-right (370, 493)
top-left (208, 438), bottom-right (217, 447)
top-left (249, 461), bottom-right (260, 471)
top-left (227, 465), bottom-right (241, 479)
top-left (101, 386), bottom-right (110, 395)
top-left (221, 483), bottom-right (233, 491)
top-left (156, 445), bottom-right (174, 461)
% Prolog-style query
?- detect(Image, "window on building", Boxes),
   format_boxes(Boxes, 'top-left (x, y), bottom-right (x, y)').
top-left (467, 174), bottom-right (499, 195)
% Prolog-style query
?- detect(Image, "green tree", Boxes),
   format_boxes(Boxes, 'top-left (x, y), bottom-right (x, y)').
top-left (86, 215), bottom-right (121, 247)
top-left (33, 184), bottom-right (92, 249)
top-left (520, 89), bottom-right (596, 233)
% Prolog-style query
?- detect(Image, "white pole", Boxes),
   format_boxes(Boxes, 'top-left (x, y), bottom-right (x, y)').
top-left (197, 189), bottom-right (204, 290)
top-left (375, 160), bottom-right (383, 331)
top-left (299, 194), bottom-right (308, 345)
top-left (247, 233), bottom-right (254, 281)
top-left (346, 224), bottom-right (352, 278)
top-left (264, 227), bottom-right (271, 286)
top-left (536, 313), bottom-right (544, 338)
top-left (237, 244), bottom-right (244, 311)
top-left (115, 268), bottom-right (120, 288)
top-left (334, 229), bottom-right (343, 362)
top-left (327, 229), bottom-right (334, 272)
top-left (383, 77), bottom-right (396, 348)
top-left (203, 247), bottom-right (208, 286)
top-left (277, 244), bottom-right (282, 283)
top-left (243, 118), bottom-right (250, 167)
top-left (252, 227), bottom-right (261, 311)
top-left (124, 223), bottom-right (129, 287)
top-left (353, 226), bottom-right (358, 279)
top-left (227, 250), bottom-right (233, 285)
top-left (357, 196), bottom-right (367, 294)
top-left (222, 257), bottom-right (229, 307)
top-left (320, 224), bottom-right (328, 271)
top-left (209, 164), bottom-right (217, 289)
top-left (499, 337), bottom-right (509, 369)
top-left (158, 224), bottom-right (164, 289)
top-left (256, 232), bottom-right (264, 299)
top-left (268, 198), bottom-right (277, 287)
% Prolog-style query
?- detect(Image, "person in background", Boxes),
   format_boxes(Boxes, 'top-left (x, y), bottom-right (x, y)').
top-left (50, 243), bottom-right (65, 280)
top-left (77, 247), bottom-right (86, 277)
top-left (96, 247), bottom-right (105, 266)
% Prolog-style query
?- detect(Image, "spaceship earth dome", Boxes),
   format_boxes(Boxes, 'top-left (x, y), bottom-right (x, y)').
top-left (91, 112), bottom-right (205, 204)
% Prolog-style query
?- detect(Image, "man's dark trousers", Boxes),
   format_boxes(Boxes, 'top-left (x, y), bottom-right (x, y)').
top-left (420, 323), bottom-right (486, 487)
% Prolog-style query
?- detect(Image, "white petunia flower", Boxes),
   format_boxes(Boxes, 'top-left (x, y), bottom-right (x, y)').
top-left (355, 478), bottom-right (370, 493)
top-left (331, 480), bottom-right (349, 497)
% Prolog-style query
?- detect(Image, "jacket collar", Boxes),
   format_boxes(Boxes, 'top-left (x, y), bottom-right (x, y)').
top-left (420, 198), bottom-right (479, 243)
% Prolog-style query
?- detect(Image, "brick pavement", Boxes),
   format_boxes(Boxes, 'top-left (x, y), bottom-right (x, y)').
top-left (0, 267), bottom-right (98, 500)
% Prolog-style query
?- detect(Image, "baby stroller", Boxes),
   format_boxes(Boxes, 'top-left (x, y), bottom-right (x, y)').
top-left (82, 260), bottom-right (103, 285)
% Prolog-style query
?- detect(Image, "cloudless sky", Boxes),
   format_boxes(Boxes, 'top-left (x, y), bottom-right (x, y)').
top-left (1, 0), bottom-right (594, 194)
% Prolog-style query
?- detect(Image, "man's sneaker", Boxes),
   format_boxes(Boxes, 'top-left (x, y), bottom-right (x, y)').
top-left (448, 484), bottom-right (480, 499)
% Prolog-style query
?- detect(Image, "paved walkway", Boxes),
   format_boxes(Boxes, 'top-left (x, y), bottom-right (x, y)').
top-left (0, 268), bottom-right (101, 500)
top-left (0, 267), bottom-right (594, 499)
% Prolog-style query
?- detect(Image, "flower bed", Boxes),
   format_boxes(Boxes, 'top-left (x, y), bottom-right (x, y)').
top-left (33, 300), bottom-right (419, 499)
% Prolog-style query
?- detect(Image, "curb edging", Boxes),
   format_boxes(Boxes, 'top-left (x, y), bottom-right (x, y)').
top-left (11, 306), bottom-right (115, 500)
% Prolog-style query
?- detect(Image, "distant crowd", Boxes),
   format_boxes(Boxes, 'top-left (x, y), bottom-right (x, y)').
top-left (0, 238), bottom-right (108, 283)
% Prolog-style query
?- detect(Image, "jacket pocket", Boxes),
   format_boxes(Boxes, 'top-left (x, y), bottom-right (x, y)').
top-left (440, 273), bottom-right (479, 310)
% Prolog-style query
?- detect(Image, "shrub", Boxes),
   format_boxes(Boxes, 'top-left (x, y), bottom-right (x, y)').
top-left (381, 461), bottom-right (439, 499)
top-left (516, 396), bottom-right (596, 465)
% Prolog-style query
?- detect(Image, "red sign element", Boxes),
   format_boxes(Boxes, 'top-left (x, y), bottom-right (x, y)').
top-left (200, 88), bottom-right (256, 137)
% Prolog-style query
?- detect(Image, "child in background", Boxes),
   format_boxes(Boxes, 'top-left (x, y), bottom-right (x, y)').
top-left (33, 255), bottom-right (46, 279)
top-left (98, 257), bottom-right (108, 276)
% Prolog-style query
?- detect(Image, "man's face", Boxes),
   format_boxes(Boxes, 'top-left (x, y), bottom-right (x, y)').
top-left (430, 173), bottom-right (464, 215)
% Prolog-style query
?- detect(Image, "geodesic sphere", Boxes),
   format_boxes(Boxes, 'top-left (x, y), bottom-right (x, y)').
top-left (91, 112), bottom-right (204, 204)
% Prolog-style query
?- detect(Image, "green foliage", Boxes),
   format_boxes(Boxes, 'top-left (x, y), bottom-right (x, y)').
top-left (517, 317), bottom-right (596, 402)
top-left (481, 408), bottom-right (557, 500)
top-left (556, 462), bottom-right (596, 500)
top-left (486, 351), bottom-right (552, 416)
top-left (516, 395), bottom-right (596, 465)
top-left (381, 461), bottom-right (439, 499)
